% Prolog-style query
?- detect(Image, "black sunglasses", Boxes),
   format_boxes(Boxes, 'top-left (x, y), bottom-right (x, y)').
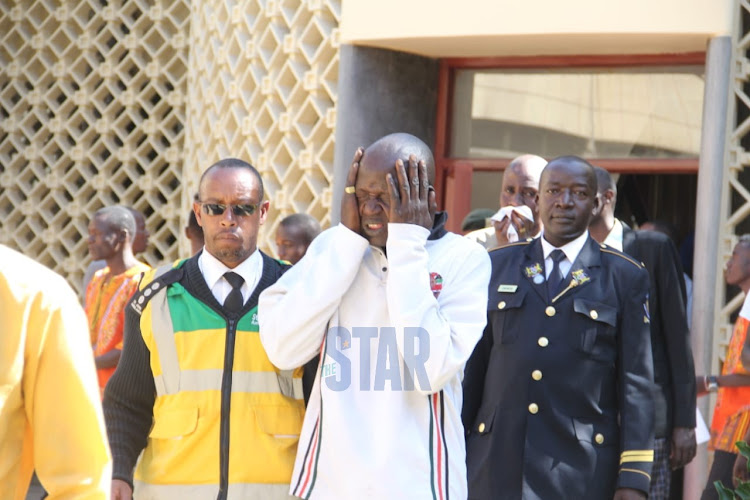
top-left (201, 203), bottom-right (258, 217)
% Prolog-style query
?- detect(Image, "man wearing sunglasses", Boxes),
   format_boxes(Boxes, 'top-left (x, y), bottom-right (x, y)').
top-left (104, 158), bottom-right (305, 500)
top-left (259, 133), bottom-right (491, 499)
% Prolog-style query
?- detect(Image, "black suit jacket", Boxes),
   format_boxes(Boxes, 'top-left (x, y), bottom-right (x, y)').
top-left (622, 223), bottom-right (696, 436)
top-left (463, 236), bottom-right (655, 499)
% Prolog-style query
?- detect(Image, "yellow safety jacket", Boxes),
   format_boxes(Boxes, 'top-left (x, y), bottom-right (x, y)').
top-left (132, 262), bottom-right (304, 499)
top-left (0, 245), bottom-right (111, 500)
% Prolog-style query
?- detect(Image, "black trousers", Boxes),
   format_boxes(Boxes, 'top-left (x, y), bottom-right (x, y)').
top-left (700, 450), bottom-right (738, 500)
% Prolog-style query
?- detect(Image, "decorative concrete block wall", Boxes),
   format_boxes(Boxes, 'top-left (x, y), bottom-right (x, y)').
top-left (0, 0), bottom-right (340, 291)
top-left (183, 0), bottom-right (339, 255)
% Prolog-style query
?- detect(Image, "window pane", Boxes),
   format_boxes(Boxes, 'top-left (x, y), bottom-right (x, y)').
top-left (450, 66), bottom-right (704, 159)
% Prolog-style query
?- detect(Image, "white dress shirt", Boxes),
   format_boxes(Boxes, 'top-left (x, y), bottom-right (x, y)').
top-left (198, 248), bottom-right (263, 306)
top-left (540, 230), bottom-right (590, 280)
top-left (602, 218), bottom-right (624, 251)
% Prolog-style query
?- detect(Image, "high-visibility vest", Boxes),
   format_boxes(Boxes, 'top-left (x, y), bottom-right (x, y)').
top-left (133, 265), bottom-right (304, 500)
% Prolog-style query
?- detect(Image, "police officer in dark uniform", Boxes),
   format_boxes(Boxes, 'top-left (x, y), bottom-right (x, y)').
top-left (463, 156), bottom-right (655, 500)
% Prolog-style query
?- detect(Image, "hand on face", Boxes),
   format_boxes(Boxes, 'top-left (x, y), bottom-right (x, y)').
top-left (386, 154), bottom-right (435, 231)
top-left (343, 148), bottom-right (436, 247)
top-left (493, 217), bottom-right (512, 246)
top-left (340, 147), bottom-right (363, 236)
top-left (493, 211), bottom-right (535, 246)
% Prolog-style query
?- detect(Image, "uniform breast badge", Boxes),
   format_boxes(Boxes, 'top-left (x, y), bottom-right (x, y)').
top-left (571, 269), bottom-right (590, 286)
top-left (524, 263), bottom-right (544, 285)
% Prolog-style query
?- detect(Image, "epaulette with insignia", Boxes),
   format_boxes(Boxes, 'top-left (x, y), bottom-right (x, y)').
top-left (600, 245), bottom-right (643, 269)
top-left (130, 264), bottom-right (184, 315)
top-left (488, 239), bottom-right (532, 253)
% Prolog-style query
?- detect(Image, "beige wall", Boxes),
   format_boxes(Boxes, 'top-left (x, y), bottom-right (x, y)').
top-left (341, 0), bottom-right (733, 57)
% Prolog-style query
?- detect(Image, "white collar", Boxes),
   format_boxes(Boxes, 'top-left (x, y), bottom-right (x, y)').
top-left (199, 247), bottom-right (262, 291)
top-left (540, 229), bottom-right (590, 264)
top-left (602, 219), bottom-right (624, 252)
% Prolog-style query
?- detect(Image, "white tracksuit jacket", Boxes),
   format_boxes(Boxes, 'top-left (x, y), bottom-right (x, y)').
top-left (259, 222), bottom-right (491, 500)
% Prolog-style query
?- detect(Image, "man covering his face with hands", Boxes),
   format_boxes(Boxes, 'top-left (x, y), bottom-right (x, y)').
top-left (260, 133), bottom-right (491, 499)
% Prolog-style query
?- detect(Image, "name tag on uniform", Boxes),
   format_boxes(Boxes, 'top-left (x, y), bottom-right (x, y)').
top-left (497, 284), bottom-right (518, 293)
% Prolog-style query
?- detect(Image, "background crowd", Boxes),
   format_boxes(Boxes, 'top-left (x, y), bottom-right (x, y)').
top-left (3, 136), bottom-right (750, 500)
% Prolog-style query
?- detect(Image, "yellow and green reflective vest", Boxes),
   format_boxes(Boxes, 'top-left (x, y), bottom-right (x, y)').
top-left (133, 261), bottom-right (304, 500)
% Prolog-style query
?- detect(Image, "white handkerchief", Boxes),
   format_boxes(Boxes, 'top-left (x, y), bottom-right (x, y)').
top-left (695, 407), bottom-right (710, 445)
top-left (490, 205), bottom-right (534, 243)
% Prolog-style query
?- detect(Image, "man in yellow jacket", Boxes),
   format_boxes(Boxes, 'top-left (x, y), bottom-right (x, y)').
top-left (0, 244), bottom-right (112, 499)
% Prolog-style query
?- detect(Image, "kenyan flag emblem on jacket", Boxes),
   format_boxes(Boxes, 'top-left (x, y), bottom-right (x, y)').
top-left (430, 272), bottom-right (443, 298)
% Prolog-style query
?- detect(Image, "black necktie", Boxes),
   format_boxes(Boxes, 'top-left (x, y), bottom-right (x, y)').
top-left (223, 272), bottom-right (245, 314)
top-left (547, 249), bottom-right (566, 299)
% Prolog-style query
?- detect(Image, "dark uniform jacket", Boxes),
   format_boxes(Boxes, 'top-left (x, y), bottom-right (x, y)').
top-left (463, 236), bottom-right (655, 500)
top-left (622, 223), bottom-right (696, 438)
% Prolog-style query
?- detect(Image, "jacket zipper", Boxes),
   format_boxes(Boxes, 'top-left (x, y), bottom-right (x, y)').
top-left (217, 317), bottom-right (237, 500)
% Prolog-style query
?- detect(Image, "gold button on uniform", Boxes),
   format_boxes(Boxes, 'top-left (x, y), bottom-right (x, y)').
top-left (545, 306), bottom-right (556, 317)
top-left (532, 370), bottom-right (542, 381)
top-left (498, 301), bottom-right (506, 310)
top-left (538, 337), bottom-right (549, 347)
top-left (590, 310), bottom-right (598, 320)
top-left (478, 423), bottom-right (486, 433)
top-left (595, 433), bottom-right (604, 444)
top-left (528, 403), bottom-right (539, 414)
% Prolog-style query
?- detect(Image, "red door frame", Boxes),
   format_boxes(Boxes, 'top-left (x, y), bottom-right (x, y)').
top-left (434, 52), bottom-right (706, 233)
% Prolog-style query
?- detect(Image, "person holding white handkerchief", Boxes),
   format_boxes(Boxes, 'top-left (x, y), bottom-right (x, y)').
top-left (490, 204), bottom-right (535, 244)
top-left (466, 154), bottom-right (546, 250)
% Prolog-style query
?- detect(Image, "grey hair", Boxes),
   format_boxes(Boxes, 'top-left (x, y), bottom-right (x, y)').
top-left (95, 206), bottom-right (136, 238)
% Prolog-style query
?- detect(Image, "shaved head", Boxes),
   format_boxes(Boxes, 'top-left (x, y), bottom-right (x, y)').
top-left (363, 133), bottom-right (435, 184)
top-left (540, 156), bottom-right (598, 194)
top-left (354, 133), bottom-right (436, 247)
top-left (276, 213), bottom-right (322, 264)
top-left (279, 213), bottom-right (322, 246)
top-left (200, 158), bottom-right (264, 202)
top-left (588, 165), bottom-right (617, 225)
top-left (593, 166), bottom-right (616, 197)
top-left (506, 154), bottom-right (547, 181)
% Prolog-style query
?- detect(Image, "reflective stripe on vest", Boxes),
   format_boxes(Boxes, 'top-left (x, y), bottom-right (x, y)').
top-left (146, 268), bottom-right (300, 399)
top-left (167, 369), bottom-right (302, 398)
top-left (150, 285), bottom-right (181, 396)
top-left (133, 480), bottom-right (296, 500)
top-left (138, 263), bottom-right (181, 396)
